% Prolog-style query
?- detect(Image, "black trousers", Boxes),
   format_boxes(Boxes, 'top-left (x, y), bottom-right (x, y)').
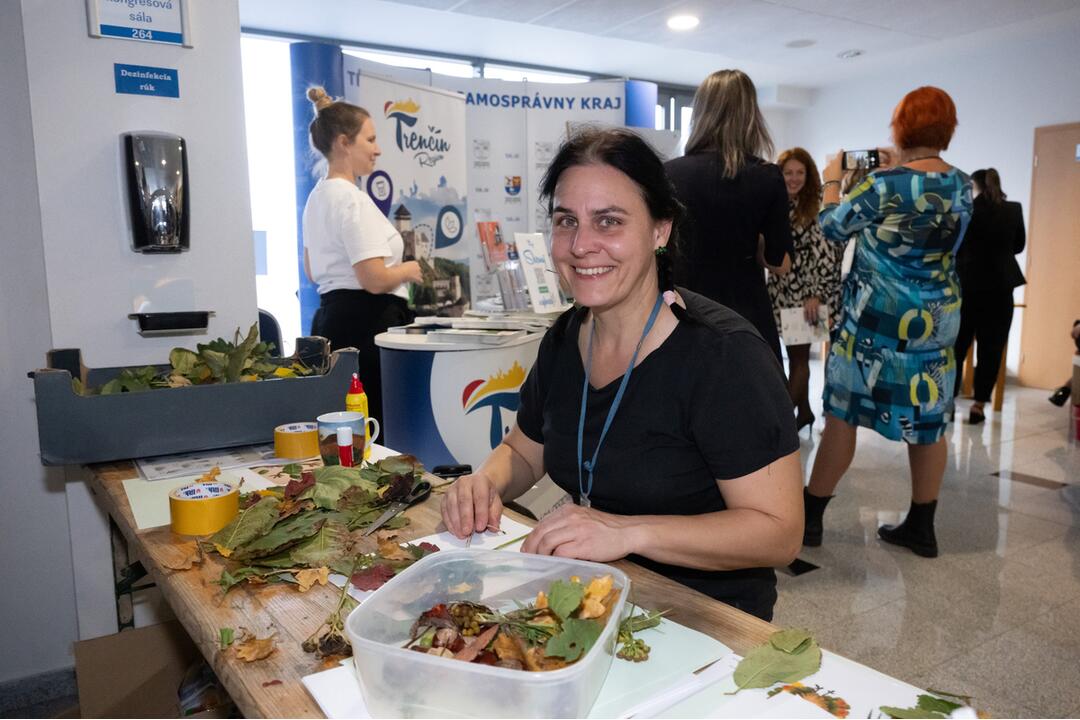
top-left (311, 289), bottom-right (414, 424)
top-left (954, 288), bottom-right (1014, 403)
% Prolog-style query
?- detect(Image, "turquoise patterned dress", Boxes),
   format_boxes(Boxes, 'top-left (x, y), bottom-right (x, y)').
top-left (820, 167), bottom-right (972, 444)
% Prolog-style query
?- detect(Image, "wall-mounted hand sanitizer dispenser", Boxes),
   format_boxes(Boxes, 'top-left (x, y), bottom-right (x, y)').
top-left (124, 132), bottom-right (189, 253)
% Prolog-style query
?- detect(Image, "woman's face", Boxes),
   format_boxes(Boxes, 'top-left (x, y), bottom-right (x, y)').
top-left (344, 117), bottom-right (380, 177)
top-left (549, 163), bottom-right (669, 313)
top-left (782, 159), bottom-right (807, 198)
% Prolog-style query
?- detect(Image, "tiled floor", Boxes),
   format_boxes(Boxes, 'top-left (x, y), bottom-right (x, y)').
top-left (774, 361), bottom-right (1080, 718)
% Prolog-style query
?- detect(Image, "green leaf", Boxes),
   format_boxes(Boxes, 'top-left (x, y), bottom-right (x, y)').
top-left (879, 706), bottom-right (948, 719)
top-left (200, 349), bottom-right (228, 381)
top-left (219, 627), bottom-right (234, 649)
top-left (282, 463), bottom-right (302, 478)
top-left (170, 347), bottom-right (199, 375)
top-left (210, 497), bottom-right (280, 551)
top-left (769, 628), bottom-right (813, 654)
top-left (231, 511), bottom-right (327, 561)
top-left (545, 618), bottom-right (602, 662)
top-left (377, 454), bottom-right (423, 476)
top-left (732, 639), bottom-right (822, 692)
top-left (289, 521), bottom-right (353, 568)
top-left (917, 695), bottom-right (963, 715)
top-left (225, 323), bottom-right (260, 382)
top-left (547, 579), bottom-right (585, 620)
top-left (303, 466), bottom-right (379, 510)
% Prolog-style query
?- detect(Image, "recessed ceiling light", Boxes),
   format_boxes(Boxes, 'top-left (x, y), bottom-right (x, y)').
top-left (785, 38), bottom-right (815, 49)
top-left (837, 48), bottom-right (864, 59)
top-left (667, 14), bottom-right (700, 31)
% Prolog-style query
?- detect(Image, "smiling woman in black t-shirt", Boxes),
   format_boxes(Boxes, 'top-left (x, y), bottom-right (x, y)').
top-left (440, 128), bottom-right (802, 621)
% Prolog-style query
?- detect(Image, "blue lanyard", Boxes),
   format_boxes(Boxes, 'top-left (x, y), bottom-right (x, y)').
top-left (577, 294), bottom-right (664, 507)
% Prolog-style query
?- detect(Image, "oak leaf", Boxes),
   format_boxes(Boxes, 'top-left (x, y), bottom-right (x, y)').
top-left (295, 567), bottom-right (330, 592)
top-left (375, 531), bottom-right (414, 561)
top-left (160, 541), bottom-right (203, 571)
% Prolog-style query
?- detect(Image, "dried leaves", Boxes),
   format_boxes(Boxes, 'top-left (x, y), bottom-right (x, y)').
top-left (881, 693), bottom-right (966, 719)
top-left (295, 567), bottom-right (330, 592)
top-left (350, 564), bottom-right (395, 591)
top-left (545, 617), bottom-right (603, 662)
top-left (160, 541), bottom-right (203, 571)
top-left (375, 531), bottom-right (415, 562)
top-left (233, 629), bottom-right (277, 662)
top-left (731, 628), bottom-right (822, 693)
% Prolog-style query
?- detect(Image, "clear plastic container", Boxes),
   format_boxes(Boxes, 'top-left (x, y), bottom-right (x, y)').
top-left (345, 549), bottom-right (630, 718)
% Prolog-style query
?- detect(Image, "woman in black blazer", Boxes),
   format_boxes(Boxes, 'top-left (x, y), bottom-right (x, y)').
top-left (665, 69), bottom-right (793, 363)
top-left (953, 168), bottom-right (1026, 424)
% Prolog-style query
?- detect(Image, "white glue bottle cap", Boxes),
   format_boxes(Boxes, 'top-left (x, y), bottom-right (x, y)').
top-left (337, 426), bottom-right (353, 446)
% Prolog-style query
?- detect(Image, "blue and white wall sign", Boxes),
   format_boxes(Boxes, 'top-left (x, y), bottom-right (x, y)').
top-left (87, 0), bottom-right (191, 47)
top-left (114, 63), bottom-right (179, 98)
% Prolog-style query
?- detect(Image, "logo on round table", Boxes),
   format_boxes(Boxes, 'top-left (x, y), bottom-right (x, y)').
top-left (504, 176), bottom-right (522, 196)
top-left (462, 362), bottom-right (527, 450)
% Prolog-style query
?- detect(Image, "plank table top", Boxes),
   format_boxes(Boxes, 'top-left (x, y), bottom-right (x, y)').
top-left (87, 461), bottom-right (776, 718)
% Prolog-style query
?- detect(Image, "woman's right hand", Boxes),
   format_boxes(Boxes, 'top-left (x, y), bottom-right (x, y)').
top-left (401, 260), bottom-right (424, 284)
top-left (440, 472), bottom-right (504, 538)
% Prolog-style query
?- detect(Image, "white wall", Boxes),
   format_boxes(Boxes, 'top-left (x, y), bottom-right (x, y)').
top-left (0, 1), bottom-right (79, 685)
top-left (0, 0), bottom-right (257, 683)
top-left (786, 15), bottom-right (1080, 374)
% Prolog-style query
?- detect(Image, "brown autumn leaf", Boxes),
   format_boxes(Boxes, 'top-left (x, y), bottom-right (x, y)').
top-left (234, 630), bottom-right (277, 662)
top-left (278, 497), bottom-right (314, 520)
top-left (453, 624), bottom-right (499, 663)
top-left (375, 530), bottom-right (414, 562)
top-left (160, 541), bottom-right (203, 571)
top-left (350, 564), bottom-right (395, 591)
top-left (262, 679), bottom-right (282, 687)
top-left (295, 567), bottom-right (330, 593)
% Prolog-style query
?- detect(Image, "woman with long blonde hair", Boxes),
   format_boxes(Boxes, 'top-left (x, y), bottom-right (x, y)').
top-left (666, 69), bottom-right (793, 363)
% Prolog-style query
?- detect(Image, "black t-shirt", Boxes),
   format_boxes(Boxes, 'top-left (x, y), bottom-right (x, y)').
top-left (664, 153), bottom-right (792, 361)
top-left (516, 289), bottom-right (799, 620)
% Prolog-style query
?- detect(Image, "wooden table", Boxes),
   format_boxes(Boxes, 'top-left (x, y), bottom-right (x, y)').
top-left (88, 462), bottom-right (776, 718)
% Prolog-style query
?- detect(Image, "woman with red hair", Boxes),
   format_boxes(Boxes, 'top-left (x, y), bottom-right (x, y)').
top-left (802, 87), bottom-right (972, 558)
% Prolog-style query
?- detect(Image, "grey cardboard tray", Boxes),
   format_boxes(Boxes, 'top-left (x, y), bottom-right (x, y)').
top-left (31, 338), bottom-right (358, 466)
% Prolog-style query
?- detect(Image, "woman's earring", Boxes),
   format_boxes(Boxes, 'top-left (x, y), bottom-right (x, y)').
top-left (654, 246), bottom-right (668, 256)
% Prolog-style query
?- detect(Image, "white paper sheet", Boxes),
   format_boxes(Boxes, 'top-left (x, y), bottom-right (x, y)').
top-left (780, 305), bottom-right (830, 346)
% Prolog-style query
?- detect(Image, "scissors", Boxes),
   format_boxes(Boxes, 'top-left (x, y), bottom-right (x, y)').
top-left (363, 480), bottom-right (432, 536)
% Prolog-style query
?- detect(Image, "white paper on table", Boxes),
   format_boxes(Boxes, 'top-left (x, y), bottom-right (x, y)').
top-left (780, 305), bottom-right (830, 346)
top-left (303, 621), bottom-right (732, 720)
top-left (122, 467), bottom-right (277, 530)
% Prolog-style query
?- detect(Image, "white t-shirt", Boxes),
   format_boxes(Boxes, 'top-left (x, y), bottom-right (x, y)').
top-left (303, 178), bottom-right (409, 300)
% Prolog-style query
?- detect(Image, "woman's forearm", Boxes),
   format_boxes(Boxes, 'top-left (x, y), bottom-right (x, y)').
top-left (353, 258), bottom-right (411, 294)
top-left (624, 506), bottom-right (801, 571)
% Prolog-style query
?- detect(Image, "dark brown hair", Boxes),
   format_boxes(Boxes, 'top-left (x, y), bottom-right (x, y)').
top-left (972, 168), bottom-right (1006, 204)
top-left (777, 147), bottom-right (821, 231)
top-left (539, 128), bottom-right (686, 317)
top-left (890, 86), bottom-right (958, 151)
top-left (685, 69), bottom-right (774, 178)
top-left (307, 86), bottom-right (370, 158)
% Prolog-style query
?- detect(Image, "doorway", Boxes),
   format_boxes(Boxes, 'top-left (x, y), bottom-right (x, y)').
top-left (1018, 122), bottom-right (1080, 389)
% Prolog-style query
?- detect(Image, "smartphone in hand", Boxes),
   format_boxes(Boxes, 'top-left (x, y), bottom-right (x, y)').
top-left (841, 149), bottom-right (880, 171)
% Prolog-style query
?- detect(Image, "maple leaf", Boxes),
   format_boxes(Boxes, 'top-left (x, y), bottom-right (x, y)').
top-left (160, 541), bottom-right (202, 571)
top-left (284, 472), bottom-right (315, 500)
top-left (234, 630), bottom-right (277, 662)
top-left (350, 563), bottom-right (395, 591)
top-left (417, 542), bottom-right (440, 554)
top-left (375, 531), bottom-right (414, 561)
top-left (295, 567), bottom-right (330, 592)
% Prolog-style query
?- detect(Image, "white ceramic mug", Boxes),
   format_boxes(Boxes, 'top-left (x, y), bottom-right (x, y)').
top-left (316, 411), bottom-right (380, 465)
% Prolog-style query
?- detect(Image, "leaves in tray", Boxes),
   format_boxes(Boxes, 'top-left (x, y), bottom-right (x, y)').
top-left (547, 579), bottom-right (585, 620)
top-left (881, 693), bottom-right (965, 719)
top-left (234, 630), bottom-right (277, 662)
top-left (289, 520), bottom-right (355, 570)
top-left (159, 540), bottom-right (203, 571)
top-left (453, 624), bottom-right (499, 663)
top-left (731, 629), bottom-right (822, 693)
top-left (284, 471), bottom-right (315, 499)
top-left (210, 496), bottom-right (280, 552)
top-left (350, 564), bottom-right (395, 591)
top-left (769, 628), bottom-right (814, 655)
top-left (295, 567), bottom-right (331, 592)
top-left (170, 347), bottom-right (199, 376)
top-left (230, 511), bottom-right (327, 562)
top-left (545, 618), bottom-right (602, 662)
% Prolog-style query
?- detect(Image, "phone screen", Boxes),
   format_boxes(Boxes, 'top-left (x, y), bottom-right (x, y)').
top-left (843, 150), bottom-right (880, 170)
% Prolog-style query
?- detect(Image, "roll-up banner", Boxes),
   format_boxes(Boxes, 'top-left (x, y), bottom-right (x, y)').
top-left (344, 64), bottom-right (473, 316)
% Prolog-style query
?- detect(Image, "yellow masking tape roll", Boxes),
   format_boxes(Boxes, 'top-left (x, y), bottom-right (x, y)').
top-left (274, 422), bottom-right (319, 460)
top-left (169, 481), bottom-right (239, 536)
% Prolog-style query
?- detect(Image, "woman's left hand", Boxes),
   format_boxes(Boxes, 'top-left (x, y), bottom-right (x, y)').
top-left (803, 296), bottom-right (822, 325)
top-left (521, 503), bottom-right (636, 562)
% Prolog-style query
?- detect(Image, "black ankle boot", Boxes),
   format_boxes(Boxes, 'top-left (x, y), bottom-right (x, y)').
top-left (878, 500), bottom-right (939, 558)
top-left (1049, 385), bottom-right (1071, 407)
top-left (802, 488), bottom-right (833, 547)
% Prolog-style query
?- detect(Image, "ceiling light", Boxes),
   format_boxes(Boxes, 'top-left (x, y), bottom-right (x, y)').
top-left (785, 38), bottom-right (815, 49)
top-left (667, 14), bottom-right (700, 31)
top-left (837, 48), bottom-right (864, 59)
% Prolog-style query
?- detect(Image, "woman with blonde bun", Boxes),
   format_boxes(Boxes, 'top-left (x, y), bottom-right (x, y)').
top-left (302, 87), bottom-right (423, 423)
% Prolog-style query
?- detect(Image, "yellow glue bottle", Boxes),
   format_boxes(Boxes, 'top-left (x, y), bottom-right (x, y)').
top-left (345, 373), bottom-right (371, 459)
